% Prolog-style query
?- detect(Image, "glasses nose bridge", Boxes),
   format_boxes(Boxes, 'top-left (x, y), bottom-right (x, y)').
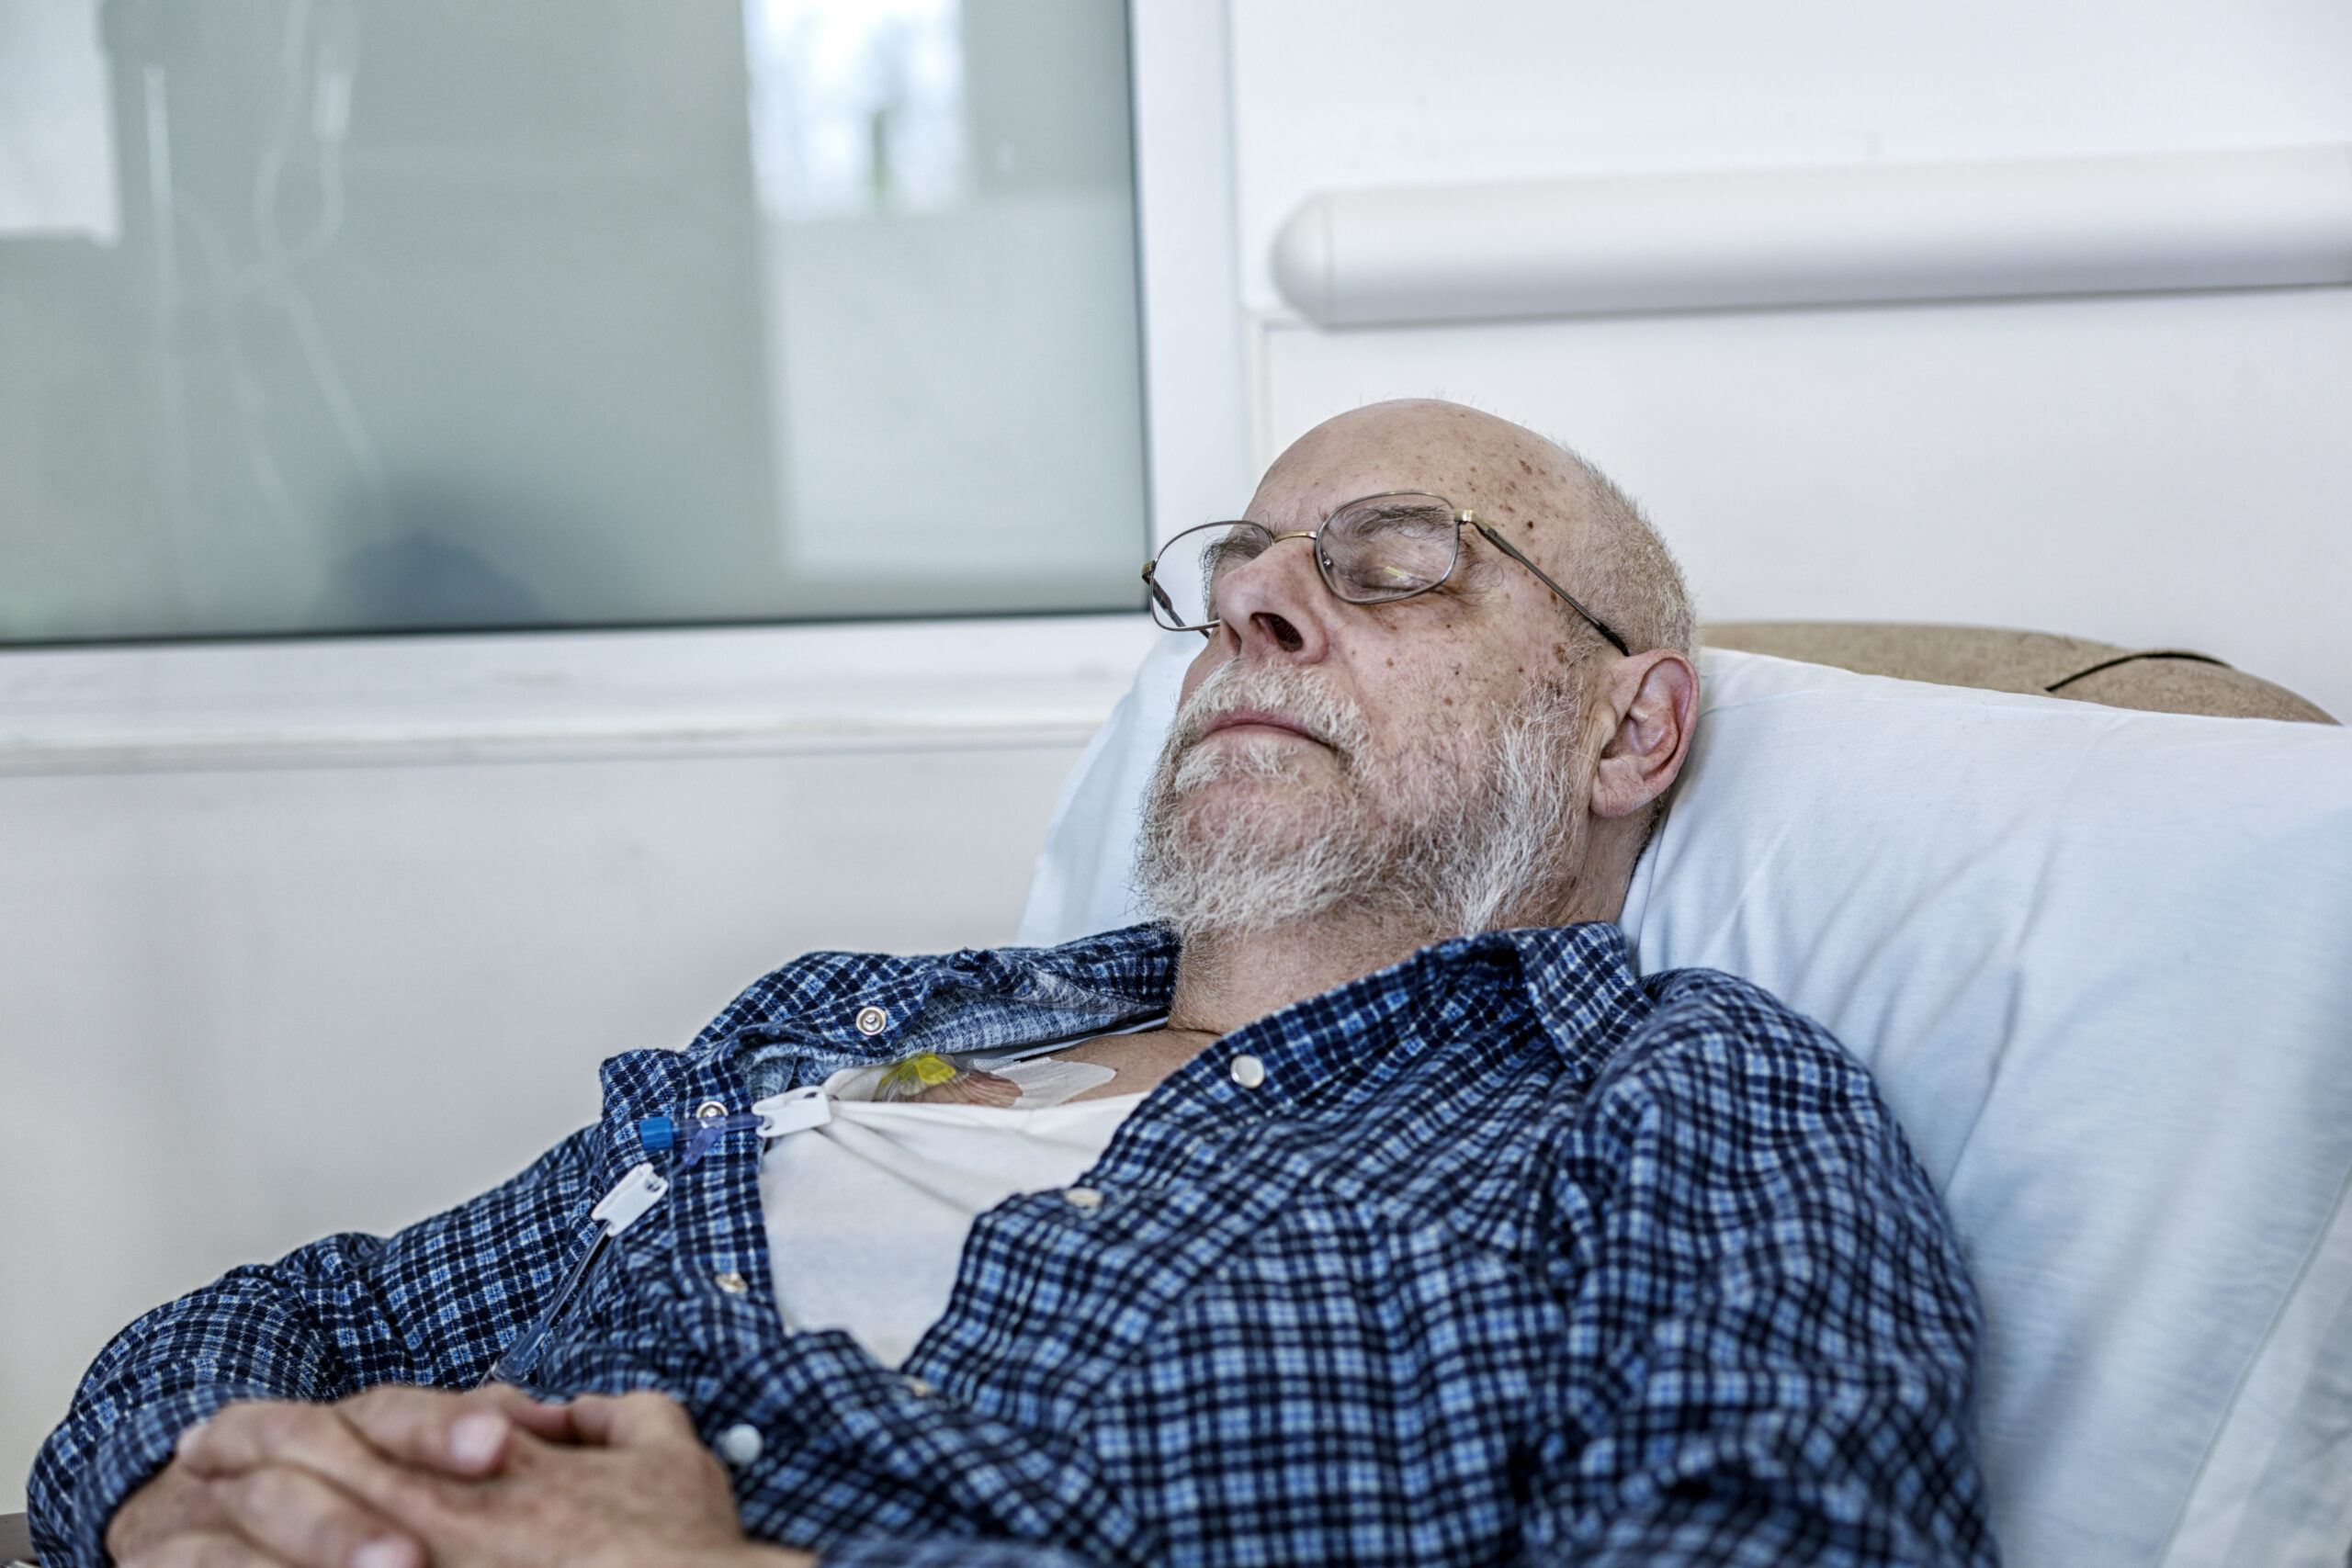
top-left (1249, 525), bottom-right (1322, 575)
top-left (1228, 525), bottom-right (1324, 590)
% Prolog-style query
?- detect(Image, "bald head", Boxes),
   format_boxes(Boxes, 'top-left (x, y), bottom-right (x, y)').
top-left (1255, 400), bottom-right (1693, 660)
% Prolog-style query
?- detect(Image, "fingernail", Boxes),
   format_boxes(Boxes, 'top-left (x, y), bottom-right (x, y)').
top-left (351, 1540), bottom-right (415, 1568)
top-left (449, 1410), bottom-right (505, 1467)
top-left (174, 1419), bottom-right (209, 1457)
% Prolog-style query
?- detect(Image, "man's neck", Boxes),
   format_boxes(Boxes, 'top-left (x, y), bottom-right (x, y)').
top-left (1159, 914), bottom-right (1455, 1040)
top-left (1159, 860), bottom-right (1634, 1042)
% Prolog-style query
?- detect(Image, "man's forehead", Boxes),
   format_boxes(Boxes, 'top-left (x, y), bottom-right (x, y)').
top-left (1247, 403), bottom-right (1571, 536)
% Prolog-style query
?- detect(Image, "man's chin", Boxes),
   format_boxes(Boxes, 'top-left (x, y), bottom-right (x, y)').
top-left (1169, 773), bottom-right (1336, 841)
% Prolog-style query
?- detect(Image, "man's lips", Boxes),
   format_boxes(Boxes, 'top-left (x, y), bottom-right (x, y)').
top-left (1197, 708), bottom-right (1325, 746)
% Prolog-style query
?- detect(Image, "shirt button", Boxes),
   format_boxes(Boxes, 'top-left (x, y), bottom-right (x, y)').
top-left (716, 1423), bottom-right (763, 1467)
top-left (713, 1270), bottom-right (750, 1295)
top-left (901, 1374), bottom-right (935, 1397)
top-left (1229, 1054), bottom-right (1266, 1089)
top-left (1062, 1186), bottom-right (1103, 1210)
top-left (694, 1099), bottom-right (729, 1122)
top-left (854, 1005), bottom-right (890, 1036)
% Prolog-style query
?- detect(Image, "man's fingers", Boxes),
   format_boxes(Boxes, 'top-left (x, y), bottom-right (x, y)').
top-left (213, 1466), bottom-right (421, 1568)
top-left (175, 1402), bottom-right (431, 1529)
top-left (481, 1383), bottom-right (581, 1443)
top-left (108, 1455), bottom-right (232, 1562)
top-left (336, 1384), bottom-right (571, 1476)
top-left (184, 1386), bottom-right (576, 1486)
top-left (178, 1404), bottom-right (379, 1483)
top-left (119, 1528), bottom-right (302, 1568)
top-left (565, 1390), bottom-right (700, 1450)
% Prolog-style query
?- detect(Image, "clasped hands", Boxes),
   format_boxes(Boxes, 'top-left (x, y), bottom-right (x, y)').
top-left (107, 1384), bottom-right (817, 1568)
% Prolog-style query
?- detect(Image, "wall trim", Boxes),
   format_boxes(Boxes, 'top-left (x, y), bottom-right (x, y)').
top-left (0, 615), bottom-right (1170, 776)
top-left (1272, 145), bottom-right (2352, 327)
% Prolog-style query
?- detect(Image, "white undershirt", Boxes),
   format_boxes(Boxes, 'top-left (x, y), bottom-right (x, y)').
top-left (758, 1083), bottom-right (1145, 1368)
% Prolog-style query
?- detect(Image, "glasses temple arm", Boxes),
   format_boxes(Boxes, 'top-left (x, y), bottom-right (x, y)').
top-left (1142, 560), bottom-right (1220, 638)
top-left (1468, 521), bottom-right (1633, 657)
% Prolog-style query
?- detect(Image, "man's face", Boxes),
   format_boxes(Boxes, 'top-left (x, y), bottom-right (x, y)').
top-left (1135, 404), bottom-right (1609, 941)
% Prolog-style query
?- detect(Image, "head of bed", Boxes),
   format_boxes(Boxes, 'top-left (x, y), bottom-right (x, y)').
top-left (1704, 621), bottom-right (2335, 725)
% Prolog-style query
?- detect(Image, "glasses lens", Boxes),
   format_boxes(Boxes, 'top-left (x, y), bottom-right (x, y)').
top-left (1319, 494), bottom-right (1458, 603)
top-left (1148, 522), bottom-right (1270, 628)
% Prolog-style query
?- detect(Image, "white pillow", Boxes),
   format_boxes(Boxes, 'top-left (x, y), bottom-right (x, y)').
top-left (1014, 632), bottom-right (1197, 944)
top-left (1015, 639), bottom-right (2352, 1568)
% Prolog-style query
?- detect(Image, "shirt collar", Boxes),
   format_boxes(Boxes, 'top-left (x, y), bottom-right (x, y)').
top-left (689, 920), bottom-right (1645, 1102)
top-left (1241, 923), bottom-right (1648, 1104)
top-left (1502, 920), bottom-right (1651, 1078)
top-left (692, 923), bottom-right (1182, 1099)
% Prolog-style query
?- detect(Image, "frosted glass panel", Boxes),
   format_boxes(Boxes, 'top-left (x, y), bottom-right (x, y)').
top-left (0, 0), bottom-right (1148, 641)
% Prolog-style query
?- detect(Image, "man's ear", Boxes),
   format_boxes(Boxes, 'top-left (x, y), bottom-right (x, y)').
top-left (1589, 649), bottom-right (1698, 820)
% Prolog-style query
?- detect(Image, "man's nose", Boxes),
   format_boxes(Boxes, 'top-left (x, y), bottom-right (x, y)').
top-left (1213, 534), bottom-right (1332, 661)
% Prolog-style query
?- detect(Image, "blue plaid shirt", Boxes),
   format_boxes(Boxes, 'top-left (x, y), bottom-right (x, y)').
top-left (34, 922), bottom-right (1995, 1567)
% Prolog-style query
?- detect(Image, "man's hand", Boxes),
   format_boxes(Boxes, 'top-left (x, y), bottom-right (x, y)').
top-left (108, 1386), bottom-right (810, 1568)
top-left (107, 1385), bottom-right (572, 1568)
top-left (142, 1386), bottom-right (810, 1568)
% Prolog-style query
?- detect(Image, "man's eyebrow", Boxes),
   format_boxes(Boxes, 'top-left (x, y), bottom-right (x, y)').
top-left (1338, 500), bottom-right (1456, 526)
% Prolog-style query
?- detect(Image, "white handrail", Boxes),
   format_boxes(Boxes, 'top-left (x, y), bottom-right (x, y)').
top-left (1272, 145), bottom-right (2352, 327)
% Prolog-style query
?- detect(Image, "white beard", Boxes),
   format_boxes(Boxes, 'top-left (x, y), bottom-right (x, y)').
top-left (1132, 660), bottom-right (1589, 945)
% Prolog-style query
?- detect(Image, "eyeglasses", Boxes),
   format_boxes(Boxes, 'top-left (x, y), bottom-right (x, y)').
top-left (1142, 491), bottom-right (1632, 656)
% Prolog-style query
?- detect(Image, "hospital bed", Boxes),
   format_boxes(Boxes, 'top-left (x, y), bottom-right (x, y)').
top-left (8, 621), bottom-right (2345, 1568)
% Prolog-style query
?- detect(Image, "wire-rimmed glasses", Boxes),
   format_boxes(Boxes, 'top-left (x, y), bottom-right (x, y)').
top-left (1141, 491), bottom-right (1631, 656)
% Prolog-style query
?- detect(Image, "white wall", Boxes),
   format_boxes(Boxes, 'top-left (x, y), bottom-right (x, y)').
top-left (1234, 0), bottom-right (2352, 720)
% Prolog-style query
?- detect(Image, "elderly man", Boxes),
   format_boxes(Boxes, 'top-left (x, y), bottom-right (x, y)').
top-left (36, 400), bottom-right (1994, 1567)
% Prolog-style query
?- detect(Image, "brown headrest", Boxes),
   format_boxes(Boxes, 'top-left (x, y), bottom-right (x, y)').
top-left (1702, 622), bottom-right (2335, 725)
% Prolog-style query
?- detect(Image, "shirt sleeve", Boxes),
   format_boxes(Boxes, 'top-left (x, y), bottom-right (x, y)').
top-left (1529, 972), bottom-right (1997, 1568)
top-left (27, 1126), bottom-right (605, 1568)
top-left (821, 1535), bottom-right (1105, 1568)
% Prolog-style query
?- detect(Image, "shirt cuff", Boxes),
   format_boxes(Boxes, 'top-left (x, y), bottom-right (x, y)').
top-left (818, 1532), bottom-right (1103, 1568)
top-left (36, 1383), bottom-right (267, 1568)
